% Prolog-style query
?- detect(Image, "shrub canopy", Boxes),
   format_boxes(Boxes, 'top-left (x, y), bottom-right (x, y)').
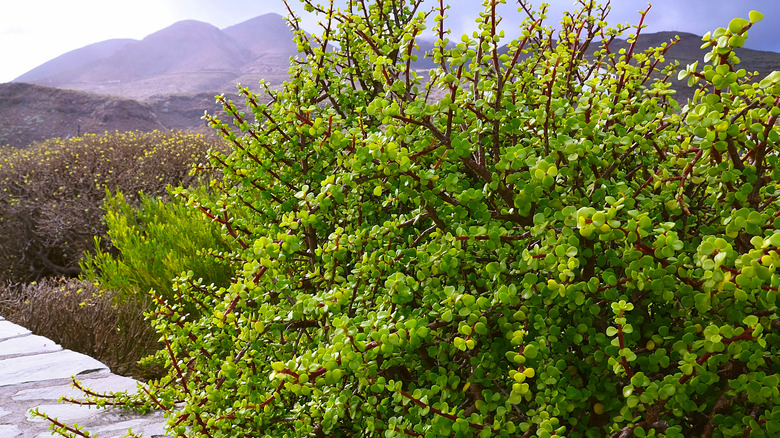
top-left (80, 1), bottom-right (779, 437)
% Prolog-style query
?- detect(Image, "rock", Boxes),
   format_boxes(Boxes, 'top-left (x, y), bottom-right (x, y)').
top-left (0, 424), bottom-right (21, 437)
top-left (0, 350), bottom-right (108, 387)
top-left (0, 335), bottom-right (62, 360)
top-left (0, 321), bottom-right (31, 342)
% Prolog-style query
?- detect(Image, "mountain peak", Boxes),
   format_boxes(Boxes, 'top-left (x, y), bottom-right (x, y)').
top-left (223, 13), bottom-right (296, 57)
top-left (151, 19), bottom-right (218, 34)
top-left (140, 19), bottom-right (225, 45)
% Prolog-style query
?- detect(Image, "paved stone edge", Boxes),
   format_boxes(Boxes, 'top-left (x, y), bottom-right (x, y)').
top-left (0, 316), bottom-right (170, 437)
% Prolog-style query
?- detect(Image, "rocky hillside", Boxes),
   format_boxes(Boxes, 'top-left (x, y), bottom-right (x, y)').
top-left (0, 83), bottom-right (260, 148)
top-left (0, 83), bottom-right (164, 147)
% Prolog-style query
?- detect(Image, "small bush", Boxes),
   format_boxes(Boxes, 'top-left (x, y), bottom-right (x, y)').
top-left (80, 187), bottom-right (238, 308)
top-left (0, 277), bottom-right (161, 379)
top-left (0, 130), bottom-right (226, 282)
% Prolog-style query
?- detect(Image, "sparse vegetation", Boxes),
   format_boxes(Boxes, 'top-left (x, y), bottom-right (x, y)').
top-left (0, 277), bottom-right (161, 378)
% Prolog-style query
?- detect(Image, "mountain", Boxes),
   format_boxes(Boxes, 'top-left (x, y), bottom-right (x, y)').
top-left (78, 20), bottom-right (251, 82)
top-left (594, 31), bottom-right (780, 101)
top-left (12, 14), bottom-right (297, 99)
top-left (222, 13), bottom-right (301, 88)
top-left (14, 39), bottom-right (137, 86)
top-left (222, 13), bottom-right (297, 57)
top-left (607, 31), bottom-right (778, 71)
top-left (14, 11), bottom-right (780, 101)
top-left (70, 19), bottom-right (254, 98)
top-left (5, 15), bottom-right (780, 148)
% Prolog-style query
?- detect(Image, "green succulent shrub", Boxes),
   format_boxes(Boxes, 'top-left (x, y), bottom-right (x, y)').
top-left (0, 130), bottom-right (225, 282)
top-left (67, 1), bottom-right (778, 437)
top-left (80, 187), bottom-right (238, 307)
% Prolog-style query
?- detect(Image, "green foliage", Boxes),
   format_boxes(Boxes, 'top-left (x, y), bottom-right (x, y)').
top-left (85, 1), bottom-right (778, 437)
top-left (0, 130), bottom-right (226, 282)
top-left (80, 187), bottom-right (237, 307)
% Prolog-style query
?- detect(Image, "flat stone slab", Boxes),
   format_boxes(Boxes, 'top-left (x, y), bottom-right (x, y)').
top-left (28, 403), bottom-right (106, 422)
top-left (0, 334), bottom-right (62, 359)
top-left (0, 349), bottom-right (108, 387)
top-left (0, 424), bottom-right (21, 437)
top-left (89, 417), bottom-right (167, 437)
top-left (21, 400), bottom-right (169, 438)
top-left (0, 320), bottom-right (31, 342)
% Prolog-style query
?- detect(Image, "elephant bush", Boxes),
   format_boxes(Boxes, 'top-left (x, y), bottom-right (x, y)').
top-left (58, 1), bottom-right (779, 437)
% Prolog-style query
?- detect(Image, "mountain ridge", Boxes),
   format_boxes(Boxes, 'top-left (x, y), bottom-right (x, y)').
top-left (11, 13), bottom-right (298, 100)
top-left (4, 15), bottom-right (780, 148)
top-left (14, 39), bottom-right (138, 86)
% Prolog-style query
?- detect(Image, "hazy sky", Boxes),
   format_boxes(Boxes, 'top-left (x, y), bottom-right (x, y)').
top-left (1, 0), bottom-right (779, 83)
